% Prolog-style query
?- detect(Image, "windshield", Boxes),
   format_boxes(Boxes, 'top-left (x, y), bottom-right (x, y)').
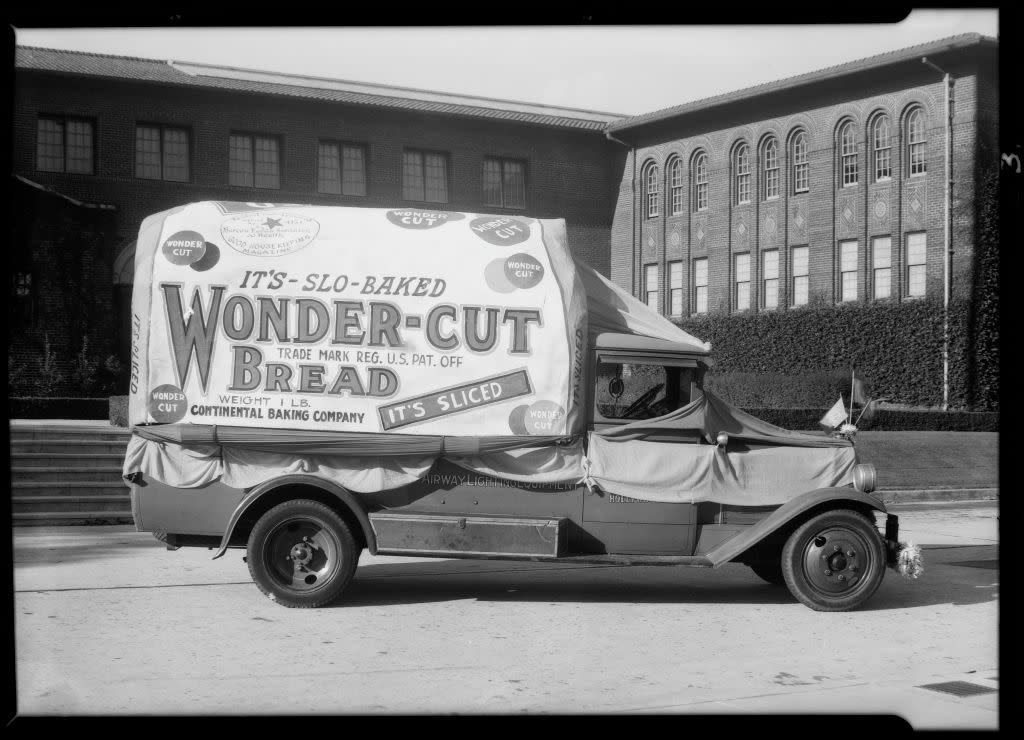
top-left (595, 362), bottom-right (696, 421)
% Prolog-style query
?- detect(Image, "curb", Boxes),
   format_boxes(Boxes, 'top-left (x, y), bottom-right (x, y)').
top-left (877, 487), bottom-right (998, 504)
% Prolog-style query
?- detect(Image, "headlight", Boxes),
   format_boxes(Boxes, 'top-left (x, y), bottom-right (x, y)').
top-left (853, 463), bottom-right (877, 493)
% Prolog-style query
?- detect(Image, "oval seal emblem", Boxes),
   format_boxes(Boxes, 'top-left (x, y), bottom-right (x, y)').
top-left (220, 213), bottom-right (320, 257)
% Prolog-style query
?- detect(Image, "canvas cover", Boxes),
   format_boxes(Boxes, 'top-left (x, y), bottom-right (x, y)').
top-left (125, 202), bottom-right (855, 505)
top-left (130, 202), bottom-right (588, 437)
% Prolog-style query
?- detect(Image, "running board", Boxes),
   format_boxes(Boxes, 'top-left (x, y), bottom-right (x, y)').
top-left (558, 554), bottom-right (713, 567)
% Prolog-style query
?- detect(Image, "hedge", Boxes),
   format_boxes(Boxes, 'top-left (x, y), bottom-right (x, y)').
top-left (707, 370), bottom-right (851, 408)
top-left (9, 396), bottom-right (111, 420)
top-left (678, 294), bottom-right (998, 411)
top-left (747, 407), bottom-right (998, 432)
top-left (109, 395), bottom-right (129, 427)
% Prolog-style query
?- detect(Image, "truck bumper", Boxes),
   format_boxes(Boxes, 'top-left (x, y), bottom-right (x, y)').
top-left (884, 513), bottom-right (900, 567)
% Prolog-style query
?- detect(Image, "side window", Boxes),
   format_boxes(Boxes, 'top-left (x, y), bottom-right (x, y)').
top-left (595, 362), bottom-right (696, 421)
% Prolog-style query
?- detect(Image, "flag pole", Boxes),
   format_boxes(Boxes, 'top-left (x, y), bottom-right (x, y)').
top-left (848, 364), bottom-right (854, 425)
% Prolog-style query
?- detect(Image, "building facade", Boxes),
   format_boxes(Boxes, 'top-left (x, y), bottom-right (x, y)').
top-left (11, 47), bottom-right (624, 394)
top-left (606, 35), bottom-right (998, 319)
top-left (9, 34), bottom-right (998, 408)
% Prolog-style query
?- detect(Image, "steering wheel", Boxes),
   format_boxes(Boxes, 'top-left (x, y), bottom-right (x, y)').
top-left (621, 383), bottom-right (664, 419)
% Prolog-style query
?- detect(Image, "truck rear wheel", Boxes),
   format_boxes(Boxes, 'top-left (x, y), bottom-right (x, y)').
top-left (781, 509), bottom-right (886, 612)
top-left (246, 499), bottom-right (359, 608)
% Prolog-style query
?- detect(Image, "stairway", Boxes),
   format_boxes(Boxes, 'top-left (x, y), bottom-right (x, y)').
top-left (9, 422), bottom-right (132, 525)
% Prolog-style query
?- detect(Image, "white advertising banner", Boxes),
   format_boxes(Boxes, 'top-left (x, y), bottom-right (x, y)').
top-left (129, 202), bottom-right (586, 437)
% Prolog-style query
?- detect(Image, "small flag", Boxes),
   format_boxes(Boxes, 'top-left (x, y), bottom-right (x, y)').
top-left (819, 396), bottom-right (847, 430)
top-left (851, 372), bottom-right (870, 406)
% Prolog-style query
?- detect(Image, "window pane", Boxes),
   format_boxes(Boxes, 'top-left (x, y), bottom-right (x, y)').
top-left (646, 166), bottom-right (659, 217)
top-left (765, 278), bottom-right (779, 309)
top-left (872, 237), bottom-right (891, 269)
top-left (735, 253), bottom-right (750, 282)
top-left (503, 160), bottom-right (525, 209)
top-left (669, 261), bottom-right (683, 315)
top-left (229, 134), bottom-right (254, 187)
top-left (482, 158), bottom-right (502, 206)
top-left (37, 118), bottom-right (64, 172)
top-left (792, 133), bottom-right (808, 192)
top-left (135, 125), bottom-right (162, 180)
top-left (840, 241), bottom-right (858, 272)
top-left (737, 281), bottom-right (750, 311)
top-left (794, 275), bottom-right (809, 306)
top-left (735, 254), bottom-right (750, 311)
top-left (694, 258), bottom-right (708, 314)
top-left (874, 116), bottom-right (891, 180)
top-left (842, 271), bottom-right (857, 302)
top-left (763, 250), bottom-right (779, 279)
top-left (874, 268), bottom-right (891, 299)
top-left (423, 152), bottom-right (448, 203)
top-left (318, 142), bottom-right (341, 194)
top-left (403, 150), bottom-right (425, 201)
top-left (908, 264), bottom-right (926, 297)
top-left (342, 145), bottom-right (366, 196)
top-left (163, 128), bottom-right (190, 182)
top-left (792, 246), bottom-right (809, 277)
top-left (596, 363), bottom-right (695, 420)
top-left (645, 264), bottom-right (659, 310)
top-left (907, 232), bottom-right (927, 265)
top-left (764, 140), bottom-right (779, 199)
top-left (65, 119), bottom-right (93, 174)
top-left (253, 136), bottom-right (280, 189)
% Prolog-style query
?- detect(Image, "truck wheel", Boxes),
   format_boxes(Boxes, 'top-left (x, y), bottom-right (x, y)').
top-left (246, 499), bottom-right (359, 608)
top-left (781, 509), bottom-right (886, 612)
top-left (748, 559), bottom-right (785, 585)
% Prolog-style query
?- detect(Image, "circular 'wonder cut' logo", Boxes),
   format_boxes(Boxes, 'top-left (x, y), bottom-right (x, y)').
top-left (385, 210), bottom-right (465, 229)
top-left (220, 213), bottom-right (320, 257)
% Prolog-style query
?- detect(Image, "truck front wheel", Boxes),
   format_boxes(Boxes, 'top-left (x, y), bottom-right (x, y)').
top-left (781, 509), bottom-right (886, 612)
top-left (246, 499), bottom-right (359, 608)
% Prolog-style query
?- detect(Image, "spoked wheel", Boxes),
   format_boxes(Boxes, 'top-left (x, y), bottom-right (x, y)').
top-left (781, 509), bottom-right (886, 612)
top-left (247, 499), bottom-right (359, 608)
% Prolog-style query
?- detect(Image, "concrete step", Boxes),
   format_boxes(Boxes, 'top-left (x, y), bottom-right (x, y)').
top-left (10, 466), bottom-right (125, 482)
top-left (12, 495), bottom-right (131, 514)
top-left (11, 481), bottom-right (130, 496)
top-left (8, 423), bottom-right (130, 441)
top-left (9, 439), bottom-right (130, 455)
top-left (9, 453), bottom-right (127, 468)
top-left (12, 511), bottom-right (134, 526)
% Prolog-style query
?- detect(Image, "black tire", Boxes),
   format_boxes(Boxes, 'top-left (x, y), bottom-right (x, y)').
top-left (781, 509), bottom-right (886, 612)
top-left (246, 499), bottom-right (360, 608)
top-left (749, 558), bottom-right (785, 586)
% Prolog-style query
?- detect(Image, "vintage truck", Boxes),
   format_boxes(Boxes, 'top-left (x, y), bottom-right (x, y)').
top-left (124, 202), bottom-right (910, 612)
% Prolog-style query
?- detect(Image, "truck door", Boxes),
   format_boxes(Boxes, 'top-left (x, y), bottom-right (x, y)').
top-left (583, 353), bottom-right (701, 554)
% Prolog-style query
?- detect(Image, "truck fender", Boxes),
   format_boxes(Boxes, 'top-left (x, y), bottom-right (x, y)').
top-left (212, 474), bottom-right (377, 560)
top-left (704, 487), bottom-right (887, 567)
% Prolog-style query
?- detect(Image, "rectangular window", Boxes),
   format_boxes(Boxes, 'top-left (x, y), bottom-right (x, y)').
top-left (318, 142), bottom-right (367, 196)
top-left (763, 250), bottom-right (779, 309)
top-left (37, 116), bottom-right (94, 174)
top-left (693, 258), bottom-right (708, 314)
top-left (135, 125), bottom-right (190, 182)
top-left (644, 264), bottom-right (659, 312)
top-left (483, 157), bottom-right (526, 209)
top-left (906, 232), bottom-right (927, 297)
top-left (734, 253), bottom-right (751, 311)
top-left (403, 150), bottom-right (449, 203)
top-left (792, 246), bottom-right (809, 307)
top-left (872, 236), bottom-right (892, 300)
top-left (840, 240), bottom-right (858, 302)
top-left (229, 133), bottom-right (280, 189)
top-left (670, 165), bottom-right (684, 215)
top-left (669, 261), bottom-right (683, 316)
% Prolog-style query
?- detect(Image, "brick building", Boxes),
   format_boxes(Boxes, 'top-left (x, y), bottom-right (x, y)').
top-left (10, 34), bottom-right (998, 408)
top-left (10, 46), bottom-right (624, 395)
top-left (606, 34), bottom-right (998, 318)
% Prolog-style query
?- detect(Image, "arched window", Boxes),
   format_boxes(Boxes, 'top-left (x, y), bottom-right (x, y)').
top-left (693, 151), bottom-right (708, 212)
top-left (762, 138), bottom-right (779, 199)
top-left (839, 121), bottom-right (858, 187)
top-left (733, 143), bottom-right (751, 205)
top-left (644, 163), bottom-right (660, 218)
top-left (907, 108), bottom-right (927, 176)
top-left (669, 158), bottom-right (684, 215)
top-left (791, 131), bottom-right (809, 193)
top-left (873, 115), bottom-right (891, 181)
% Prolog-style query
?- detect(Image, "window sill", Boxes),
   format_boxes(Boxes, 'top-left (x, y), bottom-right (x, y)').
top-left (874, 177), bottom-right (892, 184)
top-left (793, 189), bottom-right (809, 195)
top-left (841, 183), bottom-right (859, 189)
top-left (909, 172), bottom-right (927, 179)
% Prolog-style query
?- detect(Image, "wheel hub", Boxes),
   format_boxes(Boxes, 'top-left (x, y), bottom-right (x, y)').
top-left (290, 542), bottom-right (314, 565)
top-left (803, 529), bottom-right (868, 594)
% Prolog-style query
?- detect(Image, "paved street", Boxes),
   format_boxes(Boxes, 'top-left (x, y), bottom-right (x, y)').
top-left (13, 502), bottom-right (997, 725)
